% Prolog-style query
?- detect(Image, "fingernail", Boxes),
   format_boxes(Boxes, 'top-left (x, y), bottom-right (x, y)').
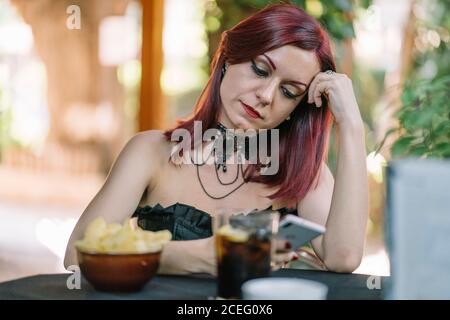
top-left (292, 254), bottom-right (299, 261)
top-left (285, 242), bottom-right (292, 250)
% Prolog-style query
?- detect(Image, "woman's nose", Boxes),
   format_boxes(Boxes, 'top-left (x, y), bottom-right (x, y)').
top-left (256, 80), bottom-right (277, 106)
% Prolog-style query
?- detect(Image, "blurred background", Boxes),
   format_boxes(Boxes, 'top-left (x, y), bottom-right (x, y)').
top-left (0, 0), bottom-right (448, 282)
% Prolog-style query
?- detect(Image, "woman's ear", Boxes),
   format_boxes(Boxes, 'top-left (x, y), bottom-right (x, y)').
top-left (221, 63), bottom-right (228, 78)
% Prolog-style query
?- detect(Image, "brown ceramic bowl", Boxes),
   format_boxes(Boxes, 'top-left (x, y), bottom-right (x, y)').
top-left (77, 249), bottom-right (161, 292)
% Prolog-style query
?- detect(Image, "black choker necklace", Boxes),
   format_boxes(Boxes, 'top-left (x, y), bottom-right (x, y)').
top-left (191, 122), bottom-right (248, 200)
top-left (215, 123), bottom-right (253, 173)
top-left (215, 123), bottom-right (238, 173)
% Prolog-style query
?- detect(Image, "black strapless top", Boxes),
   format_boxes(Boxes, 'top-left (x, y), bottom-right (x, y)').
top-left (132, 202), bottom-right (296, 241)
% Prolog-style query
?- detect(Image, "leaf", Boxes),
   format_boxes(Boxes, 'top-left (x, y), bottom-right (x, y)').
top-left (416, 111), bottom-right (435, 128)
top-left (400, 89), bottom-right (415, 106)
top-left (402, 112), bottom-right (423, 131)
top-left (433, 142), bottom-right (450, 158)
top-left (391, 136), bottom-right (415, 157)
top-left (409, 145), bottom-right (429, 157)
top-left (432, 121), bottom-right (450, 136)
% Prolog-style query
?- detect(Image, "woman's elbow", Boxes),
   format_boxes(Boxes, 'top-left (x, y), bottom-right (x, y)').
top-left (323, 247), bottom-right (362, 273)
top-left (63, 246), bottom-right (78, 270)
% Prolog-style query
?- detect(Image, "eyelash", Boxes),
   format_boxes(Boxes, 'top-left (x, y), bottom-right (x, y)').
top-left (250, 60), bottom-right (299, 100)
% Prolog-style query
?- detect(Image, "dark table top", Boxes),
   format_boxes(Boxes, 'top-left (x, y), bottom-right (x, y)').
top-left (0, 269), bottom-right (386, 300)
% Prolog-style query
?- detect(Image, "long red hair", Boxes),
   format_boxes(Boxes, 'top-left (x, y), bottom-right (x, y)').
top-left (164, 3), bottom-right (335, 207)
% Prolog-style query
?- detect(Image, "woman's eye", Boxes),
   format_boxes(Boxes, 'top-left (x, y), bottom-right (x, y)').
top-left (282, 87), bottom-right (299, 100)
top-left (251, 60), bottom-right (268, 77)
top-left (251, 60), bottom-right (300, 100)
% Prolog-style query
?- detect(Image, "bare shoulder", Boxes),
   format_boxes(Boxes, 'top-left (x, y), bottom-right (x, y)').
top-left (127, 130), bottom-right (169, 163)
top-left (130, 129), bottom-right (167, 150)
top-left (113, 130), bottom-right (170, 184)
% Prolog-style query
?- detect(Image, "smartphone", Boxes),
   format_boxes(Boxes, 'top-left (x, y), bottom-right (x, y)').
top-left (277, 214), bottom-right (325, 250)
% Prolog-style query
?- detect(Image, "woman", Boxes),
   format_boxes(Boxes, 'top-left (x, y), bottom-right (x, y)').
top-left (64, 3), bottom-right (368, 275)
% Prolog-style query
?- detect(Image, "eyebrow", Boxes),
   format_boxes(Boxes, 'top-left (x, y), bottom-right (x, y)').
top-left (261, 53), bottom-right (308, 88)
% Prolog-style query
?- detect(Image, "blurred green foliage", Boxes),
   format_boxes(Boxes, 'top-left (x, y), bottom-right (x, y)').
top-left (378, 0), bottom-right (450, 159)
top-left (379, 75), bottom-right (450, 158)
top-left (205, 0), bottom-right (371, 42)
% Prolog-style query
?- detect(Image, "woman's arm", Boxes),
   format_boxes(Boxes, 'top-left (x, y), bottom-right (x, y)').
top-left (314, 125), bottom-right (368, 272)
top-left (64, 130), bottom-right (218, 275)
top-left (158, 236), bottom-right (216, 275)
top-left (298, 72), bottom-right (368, 273)
top-left (324, 123), bottom-right (368, 274)
top-left (64, 131), bottom-right (160, 268)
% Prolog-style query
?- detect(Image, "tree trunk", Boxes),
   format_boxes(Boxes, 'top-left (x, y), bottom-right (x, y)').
top-left (11, 0), bottom-right (130, 175)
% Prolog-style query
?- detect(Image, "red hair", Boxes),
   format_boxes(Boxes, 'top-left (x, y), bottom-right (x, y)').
top-left (164, 3), bottom-right (335, 207)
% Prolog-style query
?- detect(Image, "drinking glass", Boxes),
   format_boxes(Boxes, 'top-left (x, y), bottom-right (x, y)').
top-left (213, 208), bottom-right (279, 299)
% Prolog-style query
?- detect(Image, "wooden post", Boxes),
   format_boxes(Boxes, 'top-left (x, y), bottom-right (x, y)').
top-left (341, 11), bottom-right (354, 77)
top-left (399, 3), bottom-right (416, 87)
top-left (139, 0), bottom-right (165, 131)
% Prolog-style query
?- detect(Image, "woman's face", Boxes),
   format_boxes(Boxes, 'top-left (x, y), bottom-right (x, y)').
top-left (219, 45), bottom-right (321, 130)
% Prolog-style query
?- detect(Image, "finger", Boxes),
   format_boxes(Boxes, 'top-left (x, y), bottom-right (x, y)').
top-left (307, 73), bottom-right (326, 103)
top-left (273, 251), bottom-right (299, 264)
top-left (312, 79), bottom-right (333, 108)
top-left (307, 72), bottom-right (332, 104)
top-left (274, 239), bottom-right (292, 251)
top-left (274, 251), bottom-right (299, 263)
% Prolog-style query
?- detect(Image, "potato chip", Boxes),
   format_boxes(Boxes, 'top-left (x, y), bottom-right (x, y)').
top-left (75, 217), bottom-right (172, 254)
top-left (84, 217), bottom-right (107, 243)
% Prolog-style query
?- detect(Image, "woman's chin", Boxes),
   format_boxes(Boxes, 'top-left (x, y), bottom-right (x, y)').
top-left (233, 115), bottom-right (260, 130)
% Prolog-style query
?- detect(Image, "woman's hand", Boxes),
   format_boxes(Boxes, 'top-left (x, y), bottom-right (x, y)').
top-left (307, 71), bottom-right (363, 130)
top-left (272, 239), bottom-right (299, 268)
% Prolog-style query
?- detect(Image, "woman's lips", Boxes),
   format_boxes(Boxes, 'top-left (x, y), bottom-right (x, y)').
top-left (241, 101), bottom-right (262, 119)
